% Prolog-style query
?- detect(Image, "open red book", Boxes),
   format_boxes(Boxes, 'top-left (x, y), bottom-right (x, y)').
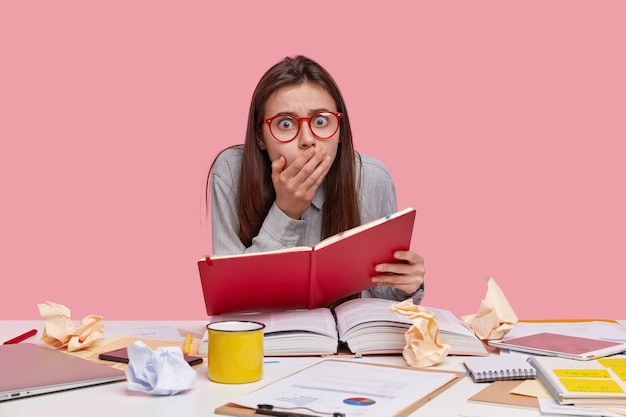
top-left (198, 207), bottom-right (416, 315)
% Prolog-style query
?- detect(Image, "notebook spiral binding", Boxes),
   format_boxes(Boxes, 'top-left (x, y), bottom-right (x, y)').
top-left (473, 367), bottom-right (537, 382)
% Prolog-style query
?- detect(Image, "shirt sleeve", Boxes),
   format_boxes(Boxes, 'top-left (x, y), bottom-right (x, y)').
top-left (356, 154), bottom-right (424, 304)
top-left (357, 154), bottom-right (398, 222)
top-left (361, 283), bottom-right (425, 305)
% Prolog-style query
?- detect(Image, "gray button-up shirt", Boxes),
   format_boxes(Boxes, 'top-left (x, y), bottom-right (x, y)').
top-left (209, 146), bottom-right (423, 304)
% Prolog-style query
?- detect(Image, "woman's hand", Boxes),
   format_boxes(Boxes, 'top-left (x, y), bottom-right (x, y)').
top-left (271, 148), bottom-right (332, 219)
top-left (371, 250), bottom-right (425, 295)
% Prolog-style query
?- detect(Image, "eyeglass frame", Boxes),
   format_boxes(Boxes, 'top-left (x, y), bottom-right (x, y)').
top-left (262, 111), bottom-right (343, 143)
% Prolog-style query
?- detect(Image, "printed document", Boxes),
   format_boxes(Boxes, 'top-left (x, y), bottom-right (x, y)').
top-left (230, 360), bottom-right (457, 417)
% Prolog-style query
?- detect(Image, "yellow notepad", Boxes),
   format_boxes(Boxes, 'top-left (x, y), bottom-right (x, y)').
top-left (528, 356), bottom-right (626, 406)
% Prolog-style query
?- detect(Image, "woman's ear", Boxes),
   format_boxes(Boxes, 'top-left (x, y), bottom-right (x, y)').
top-left (257, 137), bottom-right (267, 150)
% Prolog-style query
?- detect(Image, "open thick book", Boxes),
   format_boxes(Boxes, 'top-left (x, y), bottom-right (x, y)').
top-left (201, 297), bottom-right (488, 356)
top-left (198, 207), bottom-right (416, 315)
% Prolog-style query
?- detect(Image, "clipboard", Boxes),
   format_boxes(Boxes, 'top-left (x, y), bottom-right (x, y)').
top-left (215, 360), bottom-right (465, 417)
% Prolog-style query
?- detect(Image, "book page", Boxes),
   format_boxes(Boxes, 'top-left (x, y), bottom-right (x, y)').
top-left (334, 298), bottom-right (411, 338)
top-left (425, 306), bottom-right (477, 337)
top-left (211, 308), bottom-right (337, 338)
top-left (334, 299), bottom-right (477, 338)
top-left (423, 306), bottom-right (488, 355)
top-left (333, 299), bottom-right (488, 356)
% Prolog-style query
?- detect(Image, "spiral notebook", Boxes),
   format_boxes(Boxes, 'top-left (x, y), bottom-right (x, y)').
top-left (464, 355), bottom-right (536, 383)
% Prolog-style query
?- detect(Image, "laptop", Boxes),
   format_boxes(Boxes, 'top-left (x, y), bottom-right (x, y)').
top-left (0, 343), bottom-right (126, 401)
top-left (487, 332), bottom-right (626, 361)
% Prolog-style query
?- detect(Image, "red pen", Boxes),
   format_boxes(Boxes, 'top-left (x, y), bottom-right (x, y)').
top-left (3, 329), bottom-right (38, 345)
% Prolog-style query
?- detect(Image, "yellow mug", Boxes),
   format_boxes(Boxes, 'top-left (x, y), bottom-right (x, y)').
top-left (207, 320), bottom-right (265, 384)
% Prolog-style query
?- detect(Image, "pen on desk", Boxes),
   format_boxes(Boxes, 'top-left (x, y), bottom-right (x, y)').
top-left (255, 404), bottom-right (345, 417)
top-left (183, 334), bottom-right (193, 355)
top-left (3, 329), bottom-right (38, 345)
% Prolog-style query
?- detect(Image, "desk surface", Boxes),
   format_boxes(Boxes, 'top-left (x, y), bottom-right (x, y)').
top-left (0, 320), bottom-right (549, 417)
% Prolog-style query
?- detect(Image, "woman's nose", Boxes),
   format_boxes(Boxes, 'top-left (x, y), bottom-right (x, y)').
top-left (298, 121), bottom-right (316, 148)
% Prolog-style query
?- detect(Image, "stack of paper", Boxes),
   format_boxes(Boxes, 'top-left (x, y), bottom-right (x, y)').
top-left (529, 356), bottom-right (626, 407)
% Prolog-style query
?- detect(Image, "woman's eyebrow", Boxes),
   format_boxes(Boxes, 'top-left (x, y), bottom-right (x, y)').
top-left (310, 107), bottom-right (333, 113)
top-left (268, 108), bottom-right (334, 118)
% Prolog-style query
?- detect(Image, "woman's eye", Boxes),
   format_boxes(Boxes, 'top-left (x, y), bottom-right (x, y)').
top-left (312, 115), bottom-right (329, 127)
top-left (278, 118), bottom-right (296, 129)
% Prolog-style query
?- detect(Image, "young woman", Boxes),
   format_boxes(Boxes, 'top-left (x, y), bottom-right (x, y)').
top-left (208, 55), bottom-right (425, 304)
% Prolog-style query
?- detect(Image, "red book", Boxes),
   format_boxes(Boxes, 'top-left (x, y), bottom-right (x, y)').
top-left (198, 207), bottom-right (416, 315)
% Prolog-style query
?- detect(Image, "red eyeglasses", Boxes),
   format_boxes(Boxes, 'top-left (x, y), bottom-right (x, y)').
top-left (263, 111), bottom-right (343, 143)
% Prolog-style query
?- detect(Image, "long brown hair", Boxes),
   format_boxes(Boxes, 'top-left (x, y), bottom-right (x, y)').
top-left (210, 56), bottom-right (361, 247)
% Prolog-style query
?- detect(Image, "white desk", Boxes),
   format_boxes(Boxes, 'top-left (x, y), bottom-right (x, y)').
top-left (1, 320), bottom-right (544, 417)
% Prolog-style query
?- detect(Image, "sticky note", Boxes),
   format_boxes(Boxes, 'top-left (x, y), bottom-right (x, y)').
top-left (553, 369), bottom-right (611, 379)
top-left (558, 377), bottom-right (624, 393)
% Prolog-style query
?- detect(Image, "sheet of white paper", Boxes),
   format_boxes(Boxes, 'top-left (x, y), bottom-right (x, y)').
top-left (102, 323), bottom-right (183, 340)
top-left (505, 322), bottom-right (626, 342)
top-left (263, 357), bottom-right (327, 367)
top-left (231, 360), bottom-right (456, 417)
top-left (538, 397), bottom-right (624, 416)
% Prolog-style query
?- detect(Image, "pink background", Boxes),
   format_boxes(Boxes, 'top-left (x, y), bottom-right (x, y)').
top-left (1, 2), bottom-right (624, 321)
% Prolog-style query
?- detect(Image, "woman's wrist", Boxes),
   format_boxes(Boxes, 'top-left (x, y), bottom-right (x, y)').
top-left (404, 282), bottom-right (425, 297)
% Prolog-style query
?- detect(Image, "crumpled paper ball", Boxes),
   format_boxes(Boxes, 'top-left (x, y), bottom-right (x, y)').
top-left (462, 276), bottom-right (518, 340)
top-left (125, 341), bottom-right (197, 396)
top-left (391, 299), bottom-right (450, 367)
top-left (38, 301), bottom-right (105, 351)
